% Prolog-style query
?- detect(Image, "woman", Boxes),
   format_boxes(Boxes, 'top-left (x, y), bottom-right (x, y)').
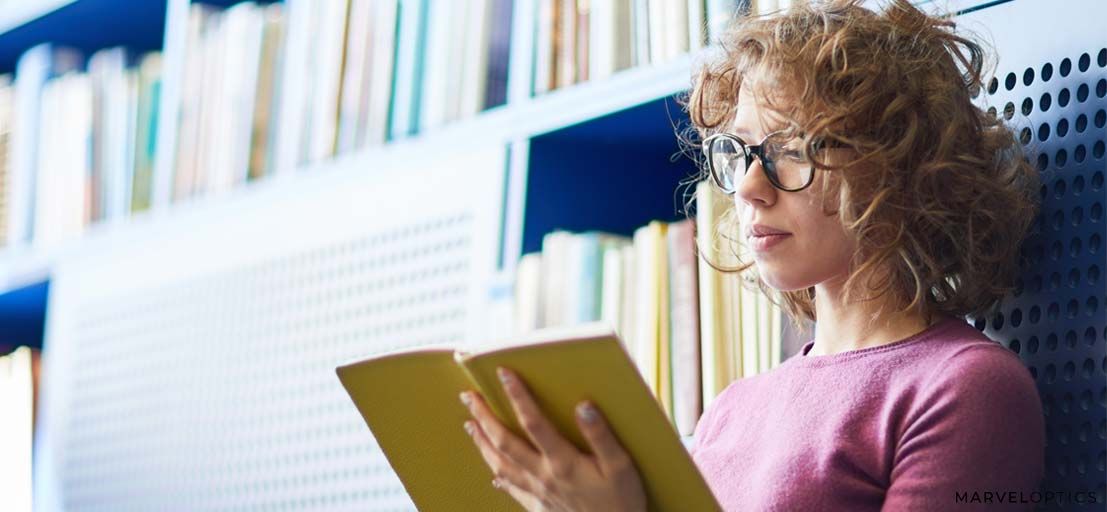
top-left (458, 0), bottom-right (1045, 510)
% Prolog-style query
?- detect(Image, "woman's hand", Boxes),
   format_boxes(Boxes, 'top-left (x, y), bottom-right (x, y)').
top-left (459, 367), bottom-right (648, 512)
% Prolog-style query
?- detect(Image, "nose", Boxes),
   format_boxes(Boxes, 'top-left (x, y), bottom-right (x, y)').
top-left (734, 155), bottom-right (777, 209)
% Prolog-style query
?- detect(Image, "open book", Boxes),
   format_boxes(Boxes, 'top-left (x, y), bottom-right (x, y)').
top-left (335, 322), bottom-right (721, 511)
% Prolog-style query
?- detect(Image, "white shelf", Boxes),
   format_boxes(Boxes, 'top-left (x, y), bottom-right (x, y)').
top-left (0, 0), bottom-right (75, 35)
top-left (0, 243), bottom-right (50, 291)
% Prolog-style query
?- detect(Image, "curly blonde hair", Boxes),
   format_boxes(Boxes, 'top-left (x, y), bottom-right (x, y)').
top-left (680, 0), bottom-right (1041, 331)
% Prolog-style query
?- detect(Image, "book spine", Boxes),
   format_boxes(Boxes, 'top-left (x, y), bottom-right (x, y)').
top-left (667, 219), bottom-right (701, 436)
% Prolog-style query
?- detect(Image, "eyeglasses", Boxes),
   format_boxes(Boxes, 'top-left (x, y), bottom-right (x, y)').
top-left (702, 129), bottom-right (824, 194)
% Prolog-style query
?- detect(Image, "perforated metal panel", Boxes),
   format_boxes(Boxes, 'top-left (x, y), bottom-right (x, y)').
top-left (959, 0), bottom-right (1106, 507)
top-left (35, 144), bottom-right (507, 511)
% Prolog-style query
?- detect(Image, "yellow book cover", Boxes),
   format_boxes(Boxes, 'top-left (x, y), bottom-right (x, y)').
top-left (336, 322), bottom-right (721, 512)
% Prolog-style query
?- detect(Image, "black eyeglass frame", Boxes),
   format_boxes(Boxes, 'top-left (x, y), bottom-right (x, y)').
top-left (702, 129), bottom-right (826, 194)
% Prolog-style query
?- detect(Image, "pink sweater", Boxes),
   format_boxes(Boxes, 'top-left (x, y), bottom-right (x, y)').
top-left (689, 316), bottom-right (1045, 511)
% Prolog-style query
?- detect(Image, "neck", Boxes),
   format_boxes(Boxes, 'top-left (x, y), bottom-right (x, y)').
top-left (807, 273), bottom-right (944, 357)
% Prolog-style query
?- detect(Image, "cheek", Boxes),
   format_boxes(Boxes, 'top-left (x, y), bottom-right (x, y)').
top-left (806, 222), bottom-right (854, 262)
top-left (755, 205), bottom-right (855, 291)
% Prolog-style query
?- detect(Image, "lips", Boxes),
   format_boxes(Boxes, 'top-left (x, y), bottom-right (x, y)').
top-left (749, 233), bottom-right (790, 252)
top-left (747, 223), bottom-right (791, 237)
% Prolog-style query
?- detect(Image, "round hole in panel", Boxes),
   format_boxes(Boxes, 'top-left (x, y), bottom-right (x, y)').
top-left (1052, 210), bottom-right (1065, 231)
top-left (1038, 122), bottom-right (1051, 141)
top-left (1037, 153), bottom-right (1049, 171)
top-left (1070, 238), bottom-right (1084, 258)
top-left (1070, 206), bottom-right (1083, 226)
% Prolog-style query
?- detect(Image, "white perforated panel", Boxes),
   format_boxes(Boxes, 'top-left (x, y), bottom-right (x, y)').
top-left (35, 143), bottom-right (507, 511)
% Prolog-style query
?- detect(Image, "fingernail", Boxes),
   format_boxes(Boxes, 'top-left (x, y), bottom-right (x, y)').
top-left (577, 402), bottom-right (597, 423)
top-left (459, 391), bottom-right (471, 406)
top-left (464, 421), bottom-right (475, 436)
top-left (491, 478), bottom-right (501, 489)
top-left (497, 367), bottom-right (511, 384)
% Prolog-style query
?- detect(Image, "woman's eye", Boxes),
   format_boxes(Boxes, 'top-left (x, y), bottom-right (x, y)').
top-left (782, 149), bottom-right (805, 161)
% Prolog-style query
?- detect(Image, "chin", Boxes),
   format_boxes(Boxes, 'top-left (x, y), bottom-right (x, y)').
top-left (755, 262), bottom-right (811, 292)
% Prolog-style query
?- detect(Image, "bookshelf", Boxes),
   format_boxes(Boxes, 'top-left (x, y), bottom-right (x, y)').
top-left (1, 0), bottom-right (1007, 297)
top-left (0, 0), bottom-right (1061, 509)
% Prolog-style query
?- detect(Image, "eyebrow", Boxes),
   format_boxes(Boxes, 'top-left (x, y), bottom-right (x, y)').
top-left (733, 124), bottom-right (791, 141)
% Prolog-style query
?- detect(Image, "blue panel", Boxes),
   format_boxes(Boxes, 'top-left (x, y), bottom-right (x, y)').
top-left (523, 95), bottom-right (700, 255)
top-left (0, 0), bottom-right (166, 73)
top-left (0, 279), bottom-right (48, 350)
top-left (955, 2), bottom-right (1106, 506)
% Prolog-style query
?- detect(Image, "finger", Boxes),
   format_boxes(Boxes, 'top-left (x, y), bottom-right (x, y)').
top-left (493, 477), bottom-right (547, 511)
top-left (461, 390), bottom-right (541, 469)
top-left (465, 420), bottom-right (544, 497)
top-left (496, 367), bottom-right (581, 460)
top-left (574, 401), bottom-right (636, 477)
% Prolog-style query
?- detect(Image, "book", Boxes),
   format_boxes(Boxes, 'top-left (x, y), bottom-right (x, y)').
top-left (363, 0), bottom-right (399, 146)
top-left (632, 221), bottom-right (669, 416)
top-left (0, 347), bottom-right (38, 512)
top-left (532, 0), bottom-right (557, 95)
top-left (556, 0), bottom-right (577, 88)
top-left (9, 44), bottom-right (81, 246)
top-left (335, 322), bottom-right (722, 512)
top-left (307, 0), bottom-right (351, 162)
top-left (388, 0), bottom-right (429, 140)
top-left (336, 0), bottom-right (373, 154)
top-left (512, 252), bottom-right (544, 334)
top-left (666, 218), bottom-right (701, 436)
top-left (483, 0), bottom-right (513, 109)
top-left (248, 3), bottom-right (283, 180)
top-left (0, 75), bottom-right (12, 247)
top-left (695, 179), bottom-right (736, 409)
top-left (130, 52), bottom-right (161, 212)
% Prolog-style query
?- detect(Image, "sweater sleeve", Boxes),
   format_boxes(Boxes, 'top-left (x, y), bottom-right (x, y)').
top-left (883, 344), bottom-right (1046, 511)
